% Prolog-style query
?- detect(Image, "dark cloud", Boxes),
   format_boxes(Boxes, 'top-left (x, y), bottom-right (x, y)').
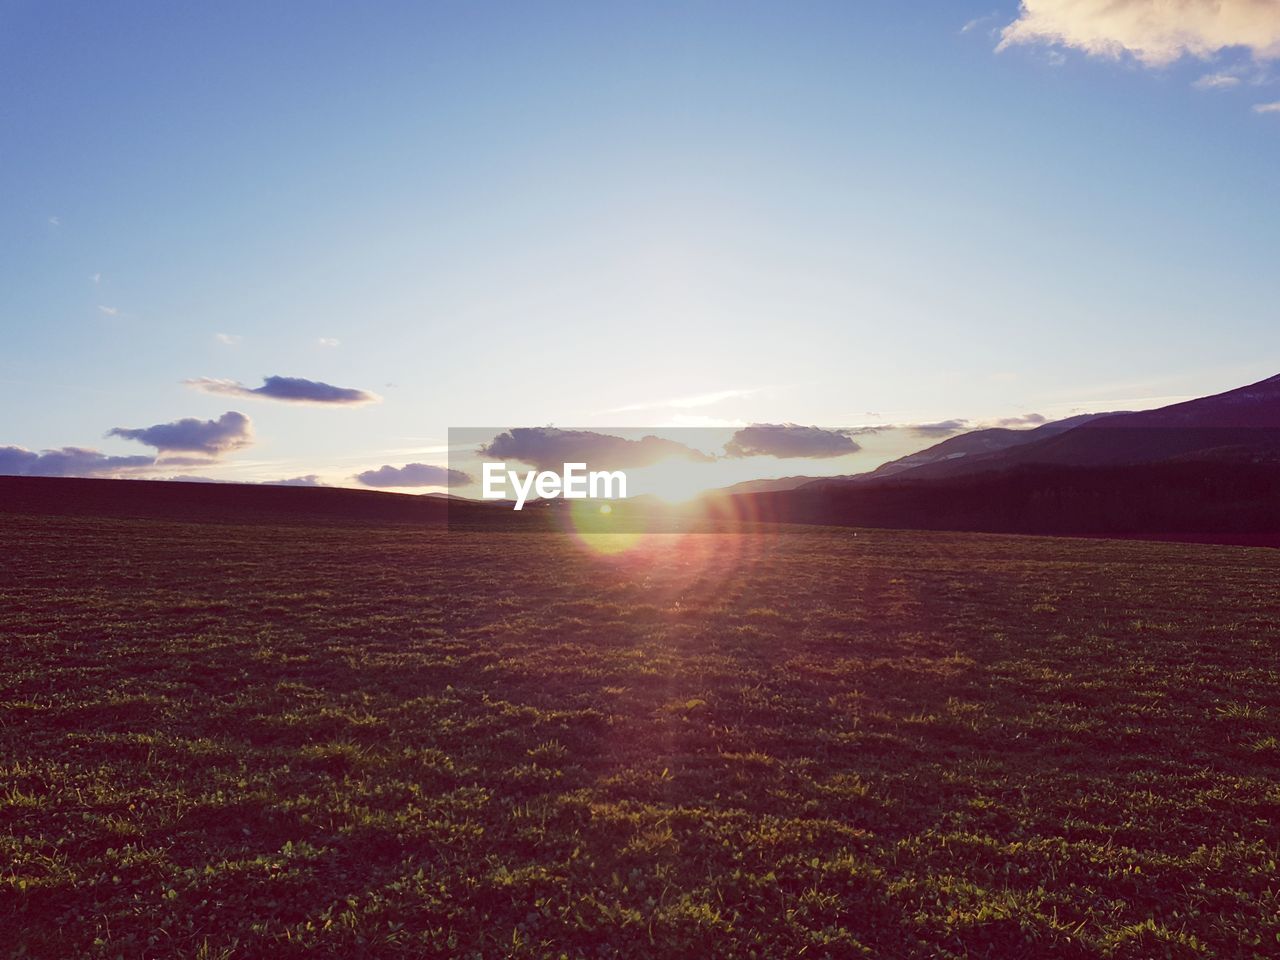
top-left (993, 413), bottom-right (1048, 428)
top-left (0, 445), bottom-right (154, 477)
top-left (267, 475), bottom-right (326, 487)
top-left (186, 375), bottom-right (379, 405)
top-left (723, 424), bottom-right (861, 459)
top-left (909, 419), bottom-right (970, 438)
top-left (355, 463), bottom-right (471, 488)
top-left (108, 411), bottom-right (253, 456)
top-left (480, 428), bottom-right (714, 471)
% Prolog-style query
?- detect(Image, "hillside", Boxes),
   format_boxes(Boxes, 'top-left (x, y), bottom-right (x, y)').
top-left (747, 461), bottom-right (1280, 546)
top-left (858, 374), bottom-right (1280, 482)
top-left (718, 475), bottom-right (820, 495)
top-left (6, 460), bottom-right (1279, 547)
top-left (862, 413), bottom-right (1112, 481)
top-left (0, 476), bottom-right (455, 525)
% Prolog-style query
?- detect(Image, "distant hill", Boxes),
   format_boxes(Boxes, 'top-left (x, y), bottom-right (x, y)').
top-left (8, 374), bottom-right (1280, 547)
top-left (0, 476), bottom-right (455, 525)
top-left (858, 412), bottom-right (1114, 481)
top-left (719, 475), bottom-right (822, 495)
top-left (732, 461), bottom-right (1280, 546)
top-left (710, 413), bottom-right (1113, 496)
top-left (1010, 374), bottom-right (1280, 468)
top-left (842, 374), bottom-right (1280, 483)
top-left (734, 374), bottom-right (1280, 545)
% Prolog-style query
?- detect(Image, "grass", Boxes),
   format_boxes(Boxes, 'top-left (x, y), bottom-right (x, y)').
top-left (1, 513), bottom-right (1278, 958)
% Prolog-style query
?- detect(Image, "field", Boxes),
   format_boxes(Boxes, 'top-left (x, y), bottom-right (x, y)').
top-left (2, 511), bottom-right (1279, 958)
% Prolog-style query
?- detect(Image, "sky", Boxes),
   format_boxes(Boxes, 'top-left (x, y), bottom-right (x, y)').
top-left (2, 0), bottom-right (1279, 491)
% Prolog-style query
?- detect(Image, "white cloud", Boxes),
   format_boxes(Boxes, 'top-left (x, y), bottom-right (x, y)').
top-left (606, 387), bottom-right (759, 414)
top-left (961, 12), bottom-right (997, 34)
top-left (1193, 71), bottom-right (1243, 89)
top-left (90, 272), bottom-right (102, 284)
top-left (48, 216), bottom-right (60, 227)
top-left (317, 337), bottom-right (340, 347)
top-left (215, 333), bottom-right (242, 345)
top-left (1254, 99), bottom-right (1280, 111)
top-left (998, 0), bottom-right (1280, 67)
top-left (97, 305), bottom-right (119, 317)
top-left (665, 414), bottom-right (748, 428)
top-left (668, 388), bottom-right (757, 409)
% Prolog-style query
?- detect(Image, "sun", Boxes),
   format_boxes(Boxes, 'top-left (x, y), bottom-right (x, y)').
top-left (625, 461), bottom-right (712, 504)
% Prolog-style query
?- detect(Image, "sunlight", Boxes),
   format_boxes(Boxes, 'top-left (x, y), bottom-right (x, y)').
top-left (564, 497), bottom-right (645, 554)
top-left (625, 461), bottom-right (714, 504)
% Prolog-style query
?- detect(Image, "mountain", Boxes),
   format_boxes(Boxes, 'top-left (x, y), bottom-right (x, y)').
top-left (734, 460), bottom-right (1280, 546)
top-left (719, 475), bottom-right (823, 495)
top-left (860, 413), bottom-right (1114, 481)
top-left (851, 374), bottom-right (1280, 483)
top-left (727, 373), bottom-right (1280, 546)
top-left (710, 414), bottom-right (1117, 496)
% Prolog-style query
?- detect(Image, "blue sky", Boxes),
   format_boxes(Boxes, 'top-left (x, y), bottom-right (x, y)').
top-left (2, 1), bottom-right (1278, 489)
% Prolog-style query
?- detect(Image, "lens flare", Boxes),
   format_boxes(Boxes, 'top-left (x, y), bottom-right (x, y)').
top-left (563, 496), bottom-right (646, 554)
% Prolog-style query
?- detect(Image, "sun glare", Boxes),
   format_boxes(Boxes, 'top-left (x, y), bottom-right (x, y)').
top-left (626, 461), bottom-right (713, 504)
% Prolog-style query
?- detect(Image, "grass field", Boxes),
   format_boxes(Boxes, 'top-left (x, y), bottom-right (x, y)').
top-left (2, 513), bottom-right (1278, 958)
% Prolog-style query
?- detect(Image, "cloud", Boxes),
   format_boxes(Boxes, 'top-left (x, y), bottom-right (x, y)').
top-left (961, 12), bottom-right (998, 34)
top-left (1254, 100), bottom-right (1280, 112)
top-left (998, 0), bottom-right (1280, 67)
top-left (48, 216), bottom-right (60, 227)
top-left (317, 337), bottom-right (340, 347)
top-left (909, 419), bottom-right (971, 438)
top-left (993, 413), bottom-right (1048, 428)
top-left (665, 414), bottom-right (748, 429)
top-left (723, 424), bottom-right (861, 459)
top-left (185, 375), bottom-right (379, 405)
top-left (480, 427), bottom-right (714, 471)
top-left (215, 333), bottom-right (242, 346)
top-left (1193, 71), bottom-right (1244, 89)
top-left (165, 474), bottom-right (327, 486)
top-left (150, 455), bottom-right (221, 467)
top-left (0, 445), bottom-right (154, 477)
top-left (98, 305), bottom-right (119, 317)
top-left (606, 387), bottom-right (758, 414)
top-left (354, 463), bottom-right (471, 488)
top-left (90, 272), bottom-right (101, 284)
top-left (108, 411), bottom-right (253, 457)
